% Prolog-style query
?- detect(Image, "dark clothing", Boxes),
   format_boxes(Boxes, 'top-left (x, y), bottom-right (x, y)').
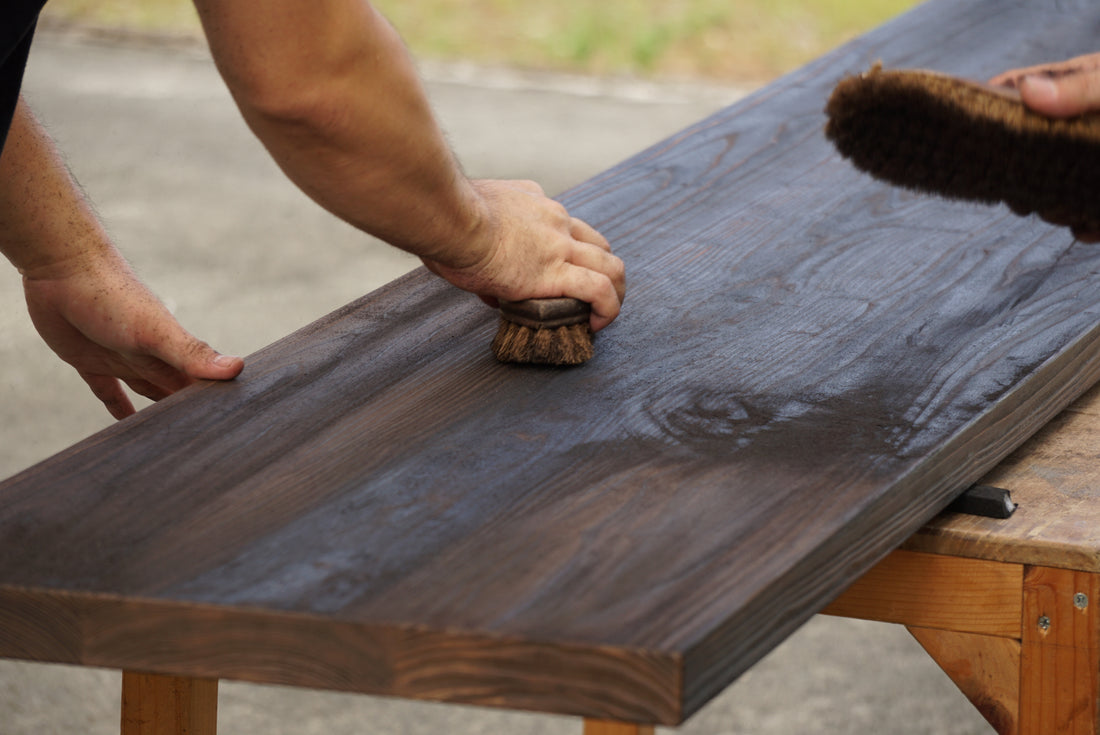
top-left (1, 2), bottom-right (49, 152)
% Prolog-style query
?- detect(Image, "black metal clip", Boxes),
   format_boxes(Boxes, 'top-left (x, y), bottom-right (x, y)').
top-left (946, 484), bottom-right (1017, 519)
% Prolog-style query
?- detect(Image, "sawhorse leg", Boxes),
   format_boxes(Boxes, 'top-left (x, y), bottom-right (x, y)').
top-left (824, 550), bottom-right (1100, 735)
top-left (121, 671), bottom-right (218, 735)
top-left (118, 675), bottom-right (650, 735)
top-left (583, 719), bottom-right (655, 735)
top-left (1017, 566), bottom-right (1100, 734)
top-left (118, 673), bottom-right (657, 735)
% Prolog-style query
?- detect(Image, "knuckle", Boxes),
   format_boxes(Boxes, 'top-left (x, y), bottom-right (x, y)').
top-left (546, 200), bottom-right (570, 222)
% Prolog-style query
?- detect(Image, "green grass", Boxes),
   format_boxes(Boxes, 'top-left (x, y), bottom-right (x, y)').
top-left (43, 0), bottom-right (202, 35)
top-left (41, 0), bottom-right (920, 82)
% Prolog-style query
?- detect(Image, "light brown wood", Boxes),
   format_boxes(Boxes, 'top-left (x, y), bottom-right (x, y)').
top-left (121, 671), bottom-right (218, 735)
top-left (908, 626), bottom-right (1020, 735)
top-left (583, 720), bottom-right (655, 735)
top-left (906, 383), bottom-right (1100, 573)
top-left (822, 550), bottom-right (1023, 637)
top-left (1019, 567), bottom-right (1100, 734)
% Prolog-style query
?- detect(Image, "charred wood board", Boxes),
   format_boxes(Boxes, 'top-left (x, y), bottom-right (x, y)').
top-left (4, 0), bottom-right (1100, 726)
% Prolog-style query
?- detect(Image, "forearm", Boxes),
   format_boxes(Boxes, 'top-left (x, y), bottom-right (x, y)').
top-left (193, 0), bottom-right (487, 268)
top-left (193, 0), bottom-right (625, 329)
top-left (0, 97), bottom-right (114, 279)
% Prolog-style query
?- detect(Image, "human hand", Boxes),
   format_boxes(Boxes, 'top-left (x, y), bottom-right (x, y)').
top-left (419, 179), bottom-right (626, 332)
top-left (990, 52), bottom-right (1100, 117)
top-left (990, 52), bottom-right (1100, 241)
top-left (21, 248), bottom-right (244, 420)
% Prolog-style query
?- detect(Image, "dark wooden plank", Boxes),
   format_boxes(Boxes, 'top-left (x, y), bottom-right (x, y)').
top-left (4, 0), bottom-right (1100, 725)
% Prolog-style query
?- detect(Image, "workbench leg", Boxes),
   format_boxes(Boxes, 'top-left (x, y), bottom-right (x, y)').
top-left (1018, 567), bottom-right (1100, 735)
top-left (583, 719), bottom-right (655, 735)
top-left (121, 671), bottom-right (218, 735)
top-left (908, 626), bottom-right (1020, 735)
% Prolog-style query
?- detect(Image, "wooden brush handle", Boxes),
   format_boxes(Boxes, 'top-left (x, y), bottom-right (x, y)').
top-left (499, 298), bottom-right (591, 329)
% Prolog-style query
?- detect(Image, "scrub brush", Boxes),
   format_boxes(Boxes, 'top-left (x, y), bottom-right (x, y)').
top-left (824, 64), bottom-right (1100, 233)
top-left (491, 297), bottom-right (593, 366)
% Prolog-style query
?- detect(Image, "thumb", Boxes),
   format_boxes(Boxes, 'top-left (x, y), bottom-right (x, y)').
top-left (150, 323), bottom-right (244, 382)
top-left (1019, 73), bottom-right (1100, 117)
top-left (186, 348), bottom-right (245, 381)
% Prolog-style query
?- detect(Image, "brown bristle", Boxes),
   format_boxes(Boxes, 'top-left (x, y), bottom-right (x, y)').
top-left (491, 319), bottom-right (594, 366)
top-left (824, 64), bottom-right (1100, 233)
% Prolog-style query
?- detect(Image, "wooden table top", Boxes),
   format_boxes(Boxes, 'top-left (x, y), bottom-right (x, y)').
top-left (909, 381), bottom-right (1100, 574)
top-left (4, 0), bottom-right (1100, 727)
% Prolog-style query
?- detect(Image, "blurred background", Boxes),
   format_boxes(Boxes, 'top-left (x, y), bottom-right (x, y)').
top-left (42, 0), bottom-right (919, 84)
top-left (2, 2), bottom-right (997, 735)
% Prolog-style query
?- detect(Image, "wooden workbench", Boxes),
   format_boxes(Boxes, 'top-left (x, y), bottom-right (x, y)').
top-left (3, 1), bottom-right (1100, 734)
top-left (827, 380), bottom-right (1100, 734)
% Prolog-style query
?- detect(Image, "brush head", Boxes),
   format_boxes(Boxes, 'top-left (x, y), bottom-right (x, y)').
top-left (491, 297), bottom-right (594, 366)
top-left (824, 64), bottom-right (1100, 233)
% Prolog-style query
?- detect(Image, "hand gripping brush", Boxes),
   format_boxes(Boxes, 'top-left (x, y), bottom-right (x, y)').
top-left (491, 297), bottom-right (593, 366)
top-left (824, 64), bottom-right (1100, 234)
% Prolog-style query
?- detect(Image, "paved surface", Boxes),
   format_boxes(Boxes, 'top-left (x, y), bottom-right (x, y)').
top-left (0, 32), bottom-right (992, 735)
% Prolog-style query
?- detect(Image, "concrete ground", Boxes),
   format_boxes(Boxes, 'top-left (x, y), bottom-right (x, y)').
top-left (0, 32), bottom-right (992, 735)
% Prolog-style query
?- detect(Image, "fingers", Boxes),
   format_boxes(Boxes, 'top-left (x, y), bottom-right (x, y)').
top-left (574, 267), bottom-right (623, 332)
top-left (125, 376), bottom-right (174, 403)
top-left (989, 52), bottom-right (1100, 89)
top-left (83, 344), bottom-right (242, 422)
top-left (1017, 73), bottom-right (1100, 117)
top-left (103, 320), bottom-right (243, 417)
top-left (144, 323), bottom-right (244, 385)
top-left (21, 243), bottom-right (243, 420)
top-left (434, 178), bottom-right (626, 330)
top-left (570, 216), bottom-right (611, 252)
top-left (566, 233), bottom-right (626, 308)
top-left (82, 374), bottom-right (137, 420)
top-left (990, 53), bottom-right (1100, 117)
top-left (171, 342), bottom-right (245, 382)
top-left (536, 214), bottom-right (623, 330)
top-left (523, 192), bottom-right (624, 315)
top-left (92, 342), bottom-right (241, 420)
top-left (83, 347), bottom-right (239, 421)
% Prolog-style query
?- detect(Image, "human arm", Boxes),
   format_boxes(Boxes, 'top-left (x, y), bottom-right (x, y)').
top-left (190, 0), bottom-right (624, 331)
top-left (0, 98), bottom-right (243, 419)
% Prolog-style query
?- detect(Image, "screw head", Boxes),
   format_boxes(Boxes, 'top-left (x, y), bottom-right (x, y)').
top-left (1038, 615), bottom-right (1052, 632)
top-left (1075, 593), bottom-right (1089, 610)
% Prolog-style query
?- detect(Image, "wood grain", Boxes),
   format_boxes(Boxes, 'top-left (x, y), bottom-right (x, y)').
top-left (0, 587), bottom-right (681, 724)
top-left (121, 672), bottom-right (218, 735)
top-left (1019, 567), bottom-right (1100, 734)
top-left (583, 721), bottom-right (655, 735)
top-left (4, 0), bottom-right (1100, 726)
top-left (908, 627), bottom-right (1021, 735)
top-left (822, 550), bottom-right (1023, 637)
top-left (907, 382), bottom-right (1100, 572)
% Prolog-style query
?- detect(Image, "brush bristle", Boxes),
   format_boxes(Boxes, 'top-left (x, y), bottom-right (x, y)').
top-left (825, 65), bottom-right (1100, 233)
top-left (491, 319), bottom-right (594, 366)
